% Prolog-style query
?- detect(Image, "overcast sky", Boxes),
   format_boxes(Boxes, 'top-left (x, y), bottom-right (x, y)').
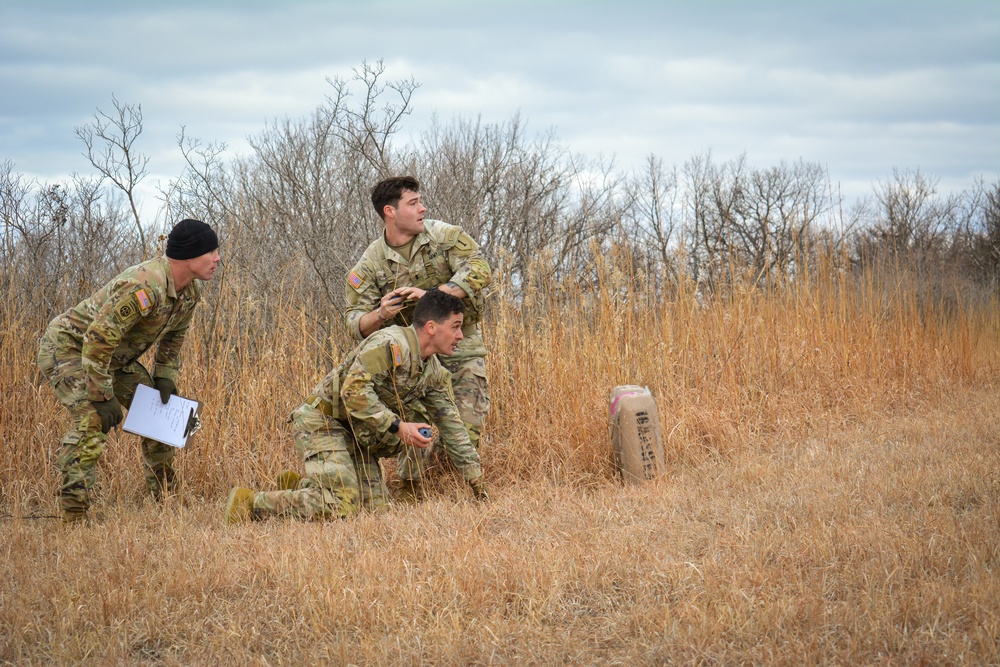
top-left (1, 0), bottom-right (997, 215)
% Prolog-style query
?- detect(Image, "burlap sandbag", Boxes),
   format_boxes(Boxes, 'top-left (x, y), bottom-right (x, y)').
top-left (609, 385), bottom-right (664, 484)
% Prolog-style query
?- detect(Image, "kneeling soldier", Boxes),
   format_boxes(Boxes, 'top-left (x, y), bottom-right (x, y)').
top-left (225, 289), bottom-right (487, 524)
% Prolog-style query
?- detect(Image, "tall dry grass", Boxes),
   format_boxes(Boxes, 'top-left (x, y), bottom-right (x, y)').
top-left (1, 251), bottom-right (998, 664)
top-left (487, 249), bottom-right (997, 483)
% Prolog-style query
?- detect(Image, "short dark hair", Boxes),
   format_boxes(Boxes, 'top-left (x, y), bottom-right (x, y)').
top-left (371, 176), bottom-right (420, 221)
top-left (413, 288), bottom-right (465, 327)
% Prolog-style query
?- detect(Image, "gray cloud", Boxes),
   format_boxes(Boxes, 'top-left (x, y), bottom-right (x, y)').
top-left (1, 0), bottom-right (997, 208)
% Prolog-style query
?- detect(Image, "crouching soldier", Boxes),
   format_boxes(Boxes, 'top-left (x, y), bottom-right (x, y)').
top-left (36, 219), bottom-right (220, 523)
top-left (345, 176), bottom-right (493, 502)
top-left (224, 289), bottom-right (487, 524)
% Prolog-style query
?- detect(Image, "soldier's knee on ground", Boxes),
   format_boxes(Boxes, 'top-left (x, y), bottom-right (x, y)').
top-left (321, 486), bottom-right (361, 518)
top-left (356, 469), bottom-right (390, 512)
top-left (310, 470), bottom-right (362, 517)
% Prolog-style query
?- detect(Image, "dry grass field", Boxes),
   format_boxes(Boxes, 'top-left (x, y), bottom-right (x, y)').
top-left (2, 258), bottom-right (998, 665)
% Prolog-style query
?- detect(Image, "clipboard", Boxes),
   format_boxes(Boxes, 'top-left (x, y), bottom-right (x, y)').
top-left (122, 383), bottom-right (202, 448)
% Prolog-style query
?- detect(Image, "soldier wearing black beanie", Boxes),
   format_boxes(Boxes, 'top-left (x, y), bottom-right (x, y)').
top-left (166, 219), bottom-right (219, 260)
top-left (37, 216), bottom-right (221, 522)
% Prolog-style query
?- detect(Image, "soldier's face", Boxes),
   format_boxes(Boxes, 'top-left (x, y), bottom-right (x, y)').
top-left (428, 312), bottom-right (465, 356)
top-left (188, 248), bottom-right (221, 281)
top-left (388, 190), bottom-right (426, 237)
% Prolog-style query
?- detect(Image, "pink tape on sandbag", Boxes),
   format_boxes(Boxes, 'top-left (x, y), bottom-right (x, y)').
top-left (610, 389), bottom-right (646, 417)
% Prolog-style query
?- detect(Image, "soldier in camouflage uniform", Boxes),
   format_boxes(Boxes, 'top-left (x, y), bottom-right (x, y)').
top-left (224, 289), bottom-right (487, 524)
top-left (345, 176), bottom-right (492, 499)
top-left (36, 219), bottom-right (220, 522)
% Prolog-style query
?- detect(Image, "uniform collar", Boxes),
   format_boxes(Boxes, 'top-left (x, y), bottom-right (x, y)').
top-left (382, 228), bottom-right (430, 263)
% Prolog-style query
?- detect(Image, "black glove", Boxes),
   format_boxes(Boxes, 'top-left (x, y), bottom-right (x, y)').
top-left (469, 477), bottom-right (489, 502)
top-left (154, 377), bottom-right (177, 404)
top-left (92, 397), bottom-right (123, 434)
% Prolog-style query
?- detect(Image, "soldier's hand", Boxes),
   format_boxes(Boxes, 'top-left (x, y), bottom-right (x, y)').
top-left (92, 397), bottom-right (123, 434)
top-left (469, 477), bottom-right (489, 502)
top-left (379, 288), bottom-right (423, 320)
top-left (399, 422), bottom-right (433, 448)
top-left (154, 377), bottom-right (177, 404)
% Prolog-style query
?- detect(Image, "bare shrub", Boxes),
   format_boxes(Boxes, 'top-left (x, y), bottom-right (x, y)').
top-left (0, 164), bottom-right (142, 329)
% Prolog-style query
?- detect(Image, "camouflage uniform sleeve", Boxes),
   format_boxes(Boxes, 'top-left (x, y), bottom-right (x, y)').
top-left (425, 376), bottom-right (482, 481)
top-left (344, 258), bottom-right (381, 340)
top-left (442, 226), bottom-right (491, 319)
top-left (339, 339), bottom-right (401, 444)
top-left (81, 280), bottom-right (147, 402)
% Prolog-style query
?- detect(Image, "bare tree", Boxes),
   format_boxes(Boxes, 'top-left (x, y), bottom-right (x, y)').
top-left (682, 153), bottom-right (831, 289)
top-left (411, 113), bottom-right (574, 288)
top-left (979, 179), bottom-right (1000, 288)
top-left (1, 160), bottom-right (35, 263)
top-left (554, 154), bottom-right (627, 283)
top-left (75, 95), bottom-right (149, 251)
top-left (866, 169), bottom-right (959, 261)
top-left (245, 107), bottom-right (379, 308)
top-left (172, 131), bottom-right (236, 228)
top-left (954, 177), bottom-right (1000, 292)
top-left (326, 59), bottom-right (418, 176)
top-left (683, 152), bottom-right (748, 291)
top-left (622, 155), bottom-right (682, 283)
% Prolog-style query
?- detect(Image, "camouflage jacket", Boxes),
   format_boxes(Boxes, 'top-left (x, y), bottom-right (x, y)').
top-left (344, 219), bottom-right (492, 360)
top-left (307, 325), bottom-right (481, 480)
top-left (45, 255), bottom-right (204, 402)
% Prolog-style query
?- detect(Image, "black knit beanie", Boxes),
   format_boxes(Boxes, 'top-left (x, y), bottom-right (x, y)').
top-left (166, 219), bottom-right (218, 260)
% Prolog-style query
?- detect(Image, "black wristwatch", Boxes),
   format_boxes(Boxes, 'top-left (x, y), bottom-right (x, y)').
top-left (388, 418), bottom-right (401, 434)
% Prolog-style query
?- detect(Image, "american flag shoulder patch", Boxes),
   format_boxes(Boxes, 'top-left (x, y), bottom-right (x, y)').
top-left (391, 343), bottom-right (403, 367)
top-left (134, 288), bottom-right (151, 312)
top-left (348, 271), bottom-right (363, 289)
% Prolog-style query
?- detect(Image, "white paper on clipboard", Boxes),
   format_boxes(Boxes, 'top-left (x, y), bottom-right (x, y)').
top-left (122, 383), bottom-right (202, 448)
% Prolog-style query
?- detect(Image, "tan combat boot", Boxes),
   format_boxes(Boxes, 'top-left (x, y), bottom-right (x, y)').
top-left (395, 478), bottom-right (425, 504)
top-left (275, 470), bottom-right (302, 491)
top-left (62, 509), bottom-right (88, 525)
top-left (224, 487), bottom-right (257, 525)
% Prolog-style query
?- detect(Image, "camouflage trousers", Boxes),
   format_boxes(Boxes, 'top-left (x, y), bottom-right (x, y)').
top-left (398, 354), bottom-right (490, 482)
top-left (36, 330), bottom-right (178, 517)
top-left (252, 403), bottom-right (399, 521)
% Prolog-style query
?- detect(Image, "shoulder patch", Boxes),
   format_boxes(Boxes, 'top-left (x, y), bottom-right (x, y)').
top-left (134, 288), bottom-right (152, 313)
top-left (391, 343), bottom-right (403, 367)
top-left (453, 231), bottom-right (476, 253)
top-left (348, 271), bottom-right (364, 289)
top-left (358, 344), bottom-right (395, 375)
top-left (112, 294), bottom-right (142, 327)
